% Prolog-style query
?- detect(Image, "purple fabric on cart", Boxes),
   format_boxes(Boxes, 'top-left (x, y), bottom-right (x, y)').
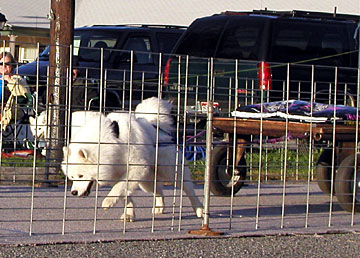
top-left (236, 100), bottom-right (360, 121)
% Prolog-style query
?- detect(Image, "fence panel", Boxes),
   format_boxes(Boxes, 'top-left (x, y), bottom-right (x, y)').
top-left (0, 40), bottom-right (359, 244)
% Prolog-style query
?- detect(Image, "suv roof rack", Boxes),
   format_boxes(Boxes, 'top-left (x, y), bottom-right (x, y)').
top-left (221, 9), bottom-right (360, 22)
top-left (90, 24), bottom-right (187, 29)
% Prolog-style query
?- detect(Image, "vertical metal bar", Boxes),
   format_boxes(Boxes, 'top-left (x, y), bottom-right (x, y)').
top-left (178, 55), bottom-right (190, 231)
top-left (296, 81), bottom-right (302, 181)
top-left (328, 66), bottom-right (338, 227)
top-left (93, 47), bottom-right (105, 234)
top-left (103, 69), bottom-right (108, 109)
top-left (61, 45), bottom-right (73, 235)
top-left (123, 50), bottom-right (134, 233)
top-left (29, 42), bottom-right (41, 236)
top-left (344, 83), bottom-right (348, 106)
top-left (192, 76), bottom-right (199, 171)
top-left (255, 68), bottom-right (264, 230)
top-left (0, 41), bottom-right (5, 165)
top-left (249, 80), bottom-right (255, 181)
top-left (141, 72), bottom-right (145, 101)
top-left (245, 79), bottom-right (248, 106)
top-left (122, 70), bottom-right (126, 110)
top-left (202, 60), bottom-right (213, 228)
top-left (229, 60), bottom-right (239, 229)
top-left (228, 77), bottom-right (232, 117)
top-left (328, 83), bottom-right (332, 104)
top-left (151, 53), bottom-right (162, 232)
top-left (171, 55), bottom-right (182, 230)
top-left (351, 47), bottom-right (360, 225)
top-left (280, 63), bottom-right (290, 229)
top-left (305, 65), bottom-right (315, 228)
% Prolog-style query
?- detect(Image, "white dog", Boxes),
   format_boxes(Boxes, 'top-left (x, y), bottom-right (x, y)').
top-left (62, 97), bottom-right (203, 222)
top-left (29, 111), bottom-right (48, 140)
top-left (29, 111), bottom-right (49, 156)
top-left (29, 111), bottom-right (100, 156)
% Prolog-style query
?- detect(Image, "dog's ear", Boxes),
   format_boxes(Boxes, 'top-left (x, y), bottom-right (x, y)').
top-left (41, 114), bottom-right (47, 124)
top-left (79, 148), bottom-right (89, 160)
top-left (63, 146), bottom-right (70, 157)
top-left (29, 116), bottom-right (35, 125)
top-left (110, 121), bottom-right (119, 138)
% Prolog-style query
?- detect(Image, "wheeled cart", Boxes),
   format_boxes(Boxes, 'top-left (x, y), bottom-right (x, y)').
top-left (211, 117), bottom-right (360, 212)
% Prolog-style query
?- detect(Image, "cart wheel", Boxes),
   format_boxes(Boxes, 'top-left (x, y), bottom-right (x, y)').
top-left (210, 145), bottom-right (247, 196)
top-left (335, 154), bottom-right (360, 212)
top-left (316, 149), bottom-right (336, 195)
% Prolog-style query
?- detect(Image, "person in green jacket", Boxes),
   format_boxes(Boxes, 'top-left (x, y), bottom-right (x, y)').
top-left (0, 51), bottom-right (31, 129)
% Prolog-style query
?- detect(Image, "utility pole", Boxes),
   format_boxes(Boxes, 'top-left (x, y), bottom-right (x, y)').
top-left (47, 0), bottom-right (74, 173)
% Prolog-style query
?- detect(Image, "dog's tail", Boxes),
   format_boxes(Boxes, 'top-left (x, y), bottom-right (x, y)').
top-left (135, 97), bottom-right (173, 131)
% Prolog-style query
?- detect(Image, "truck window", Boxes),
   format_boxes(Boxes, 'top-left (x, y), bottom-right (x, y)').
top-left (216, 18), bottom-right (265, 60)
top-left (174, 17), bottom-right (227, 57)
top-left (122, 37), bottom-right (153, 64)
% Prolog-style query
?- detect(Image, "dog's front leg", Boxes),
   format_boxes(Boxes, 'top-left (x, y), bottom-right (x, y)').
top-left (120, 197), bottom-right (135, 222)
top-left (102, 181), bottom-right (137, 222)
top-left (102, 181), bottom-right (130, 209)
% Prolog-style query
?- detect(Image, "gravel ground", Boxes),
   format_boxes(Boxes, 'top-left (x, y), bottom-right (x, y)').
top-left (0, 233), bottom-right (359, 258)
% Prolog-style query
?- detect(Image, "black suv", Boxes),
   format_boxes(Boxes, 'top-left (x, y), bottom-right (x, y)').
top-left (18, 24), bottom-right (185, 110)
top-left (163, 10), bottom-right (359, 115)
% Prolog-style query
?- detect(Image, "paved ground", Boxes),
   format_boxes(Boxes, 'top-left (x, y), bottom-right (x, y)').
top-left (1, 181), bottom-right (359, 246)
top-left (1, 233), bottom-right (360, 257)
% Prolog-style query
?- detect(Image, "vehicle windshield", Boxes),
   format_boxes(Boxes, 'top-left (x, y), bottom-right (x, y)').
top-left (37, 30), bottom-right (121, 62)
top-left (38, 46), bottom-right (50, 60)
top-left (75, 30), bottom-right (121, 62)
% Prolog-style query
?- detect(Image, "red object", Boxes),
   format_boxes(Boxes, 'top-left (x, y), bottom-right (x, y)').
top-left (1, 150), bottom-right (42, 159)
top-left (163, 58), bottom-right (172, 85)
top-left (258, 61), bottom-right (272, 90)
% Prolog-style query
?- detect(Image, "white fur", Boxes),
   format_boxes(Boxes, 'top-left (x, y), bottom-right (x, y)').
top-left (29, 111), bottom-right (48, 140)
top-left (29, 111), bottom-right (99, 156)
top-left (29, 111), bottom-right (48, 156)
top-left (62, 97), bottom-right (203, 221)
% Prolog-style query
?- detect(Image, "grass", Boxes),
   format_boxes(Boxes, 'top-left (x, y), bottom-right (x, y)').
top-left (246, 148), bottom-right (322, 181)
top-left (1, 156), bottom-right (46, 167)
top-left (1, 147), bottom-right (323, 183)
top-left (189, 147), bottom-right (323, 182)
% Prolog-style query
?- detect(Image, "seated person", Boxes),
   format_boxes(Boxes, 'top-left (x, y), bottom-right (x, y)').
top-left (70, 57), bottom-right (98, 111)
top-left (0, 52), bottom-right (31, 129)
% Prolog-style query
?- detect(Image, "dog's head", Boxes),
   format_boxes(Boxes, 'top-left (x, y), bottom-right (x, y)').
top-left (29, 112), bottom-right (48, 139)
top-left (62, 146), bottom-right (98, 197)
top-left (61, 115), bottom-right (120, 197)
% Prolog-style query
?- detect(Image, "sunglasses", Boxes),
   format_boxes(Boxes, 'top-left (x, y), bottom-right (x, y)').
top-left (0, 62), bottom-right (11, 66)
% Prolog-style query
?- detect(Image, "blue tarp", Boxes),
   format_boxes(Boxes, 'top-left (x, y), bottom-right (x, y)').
top-left (233, 100), bottom-right (360, 122)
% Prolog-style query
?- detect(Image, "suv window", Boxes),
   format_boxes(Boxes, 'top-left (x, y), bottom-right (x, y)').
top-left (269, 20), bottom-right (350, 66)
top-left (77, 31), bottom-right (121, 62)
top-left (156, 32), bottom-right (184, 54)
top-left (123, 37), bottom-right (153, 64)
top-left (216, 18), bottom-right (265, 60)
top-left (175, 17), bottom-right (227, 57)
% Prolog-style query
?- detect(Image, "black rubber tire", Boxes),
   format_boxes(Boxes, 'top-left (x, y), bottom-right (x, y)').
top-left (316, 149), bottom-right (336, 195)
top-left (335, 154), bottom-right (360, 212)
top-left (210, 145), bottom-right (247, 196)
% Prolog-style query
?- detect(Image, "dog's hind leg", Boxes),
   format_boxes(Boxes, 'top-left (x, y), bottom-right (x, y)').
top-left (181, 167), bottom-right (203, 218)
top-left (183, 181), bottom-right (203, 218)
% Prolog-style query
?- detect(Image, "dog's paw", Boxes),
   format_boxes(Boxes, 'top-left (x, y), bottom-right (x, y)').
top-left (120, 213), bottom-right (135, 222)
top-left (195, 207), bottom-right (203, 218)
top-left (102, 197), bottom-right (118, 210)
top-left (152, 205), bottom-right (165, 215)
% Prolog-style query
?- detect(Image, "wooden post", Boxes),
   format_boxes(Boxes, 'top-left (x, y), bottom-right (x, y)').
top-left (47, 0), bottom-right (74, 173)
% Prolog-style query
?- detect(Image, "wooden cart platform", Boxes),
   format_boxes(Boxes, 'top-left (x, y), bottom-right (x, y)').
top-left (210, 117), bottom-right (360, 212)
top-left (212, 117), bottom-right (360, 142)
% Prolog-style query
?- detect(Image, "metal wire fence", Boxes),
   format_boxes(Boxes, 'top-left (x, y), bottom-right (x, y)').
top-left (0, 41), bottom-right (360, 243)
